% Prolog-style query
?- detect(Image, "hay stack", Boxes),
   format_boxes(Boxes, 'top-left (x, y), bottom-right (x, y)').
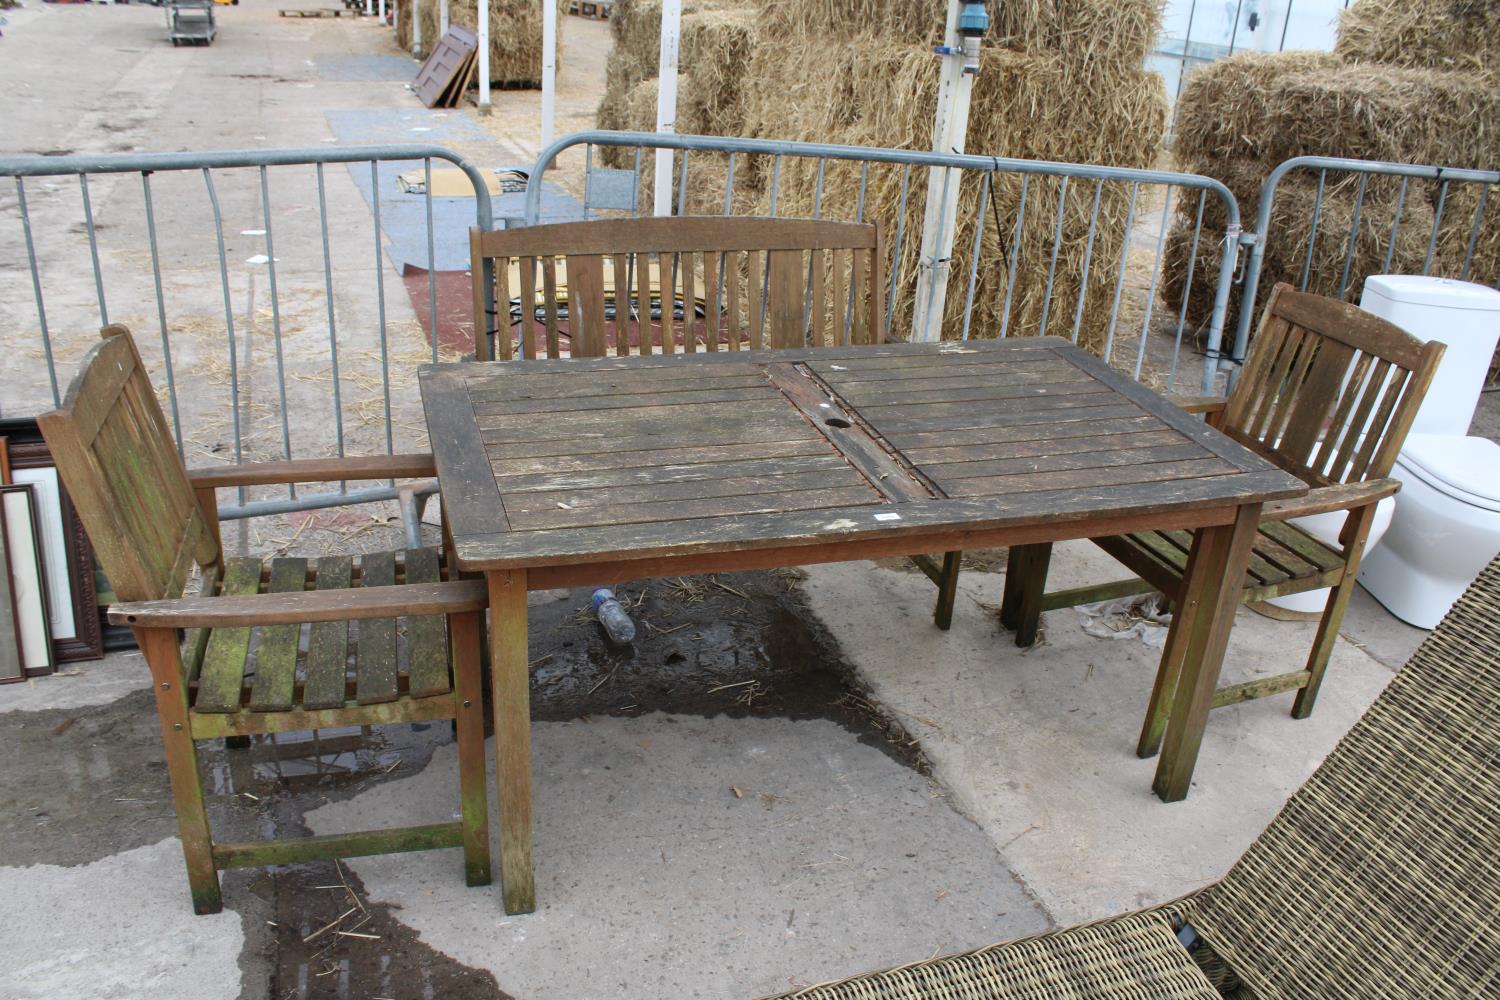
top-left (742, 2), bottom-right (1169, 351)
top-left (408, 0), bottom-right (567, 86)
top-left (1336, 0), bottom-right (1500, 78)
top-left (1166, 10), bottom-right (1500, 340)
top-left (597, 1), bottom-right (756, 166)
top-left (594, 1), bottom-right (1171, 350)
top-left (746, 44), bottom-right (1167, 351)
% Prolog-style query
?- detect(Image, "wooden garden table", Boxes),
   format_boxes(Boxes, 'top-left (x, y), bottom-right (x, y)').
top-left (419, 337), bottom-right (1305, 914)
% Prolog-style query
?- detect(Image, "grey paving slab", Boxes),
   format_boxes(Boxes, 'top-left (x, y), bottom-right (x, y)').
top-left (310, 716), bottom-right (1051, 999)
top-left (799, 543), bottom-right (1399, 926)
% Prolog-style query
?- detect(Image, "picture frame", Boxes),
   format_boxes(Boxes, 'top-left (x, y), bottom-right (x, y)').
top-left (0, 488), bottom-right (23, 684)
top-left (1, 484), bottom-right (55, 678)
top-left (0, 418), bottom-right (105, 662)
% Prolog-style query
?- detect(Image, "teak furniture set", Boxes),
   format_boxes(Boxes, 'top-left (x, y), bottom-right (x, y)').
top-left (36, 217), bottom-right (1454, 968)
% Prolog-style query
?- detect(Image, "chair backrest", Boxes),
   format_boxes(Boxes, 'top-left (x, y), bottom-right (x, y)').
top-left (1187, 554), bottom-right (1500, 998)
top-left (36, 325), bottom-right (220, 603)
top-left (469, 216), bottom-right (886, 361)
top-left (1222, 282), bottom-right (1445, 487)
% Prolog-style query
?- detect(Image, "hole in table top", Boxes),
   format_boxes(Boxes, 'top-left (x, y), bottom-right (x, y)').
top-left (824, 416), bottom-right (852, 429)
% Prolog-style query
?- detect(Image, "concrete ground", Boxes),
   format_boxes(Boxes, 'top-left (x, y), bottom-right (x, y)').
top-left (0, 4), bottom-right (1487, 999)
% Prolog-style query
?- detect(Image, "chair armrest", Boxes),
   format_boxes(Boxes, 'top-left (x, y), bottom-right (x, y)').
top-left (187, 454), bottom-right (437, 489)
top-left (1261, 478), bottom-right (1400, 522)
top-left (110, 579), bottom-right (486, 629)
top-left (1168, 394), bottom-right (1228, 415)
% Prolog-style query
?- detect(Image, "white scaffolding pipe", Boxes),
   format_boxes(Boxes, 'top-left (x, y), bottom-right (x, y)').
top-left (912, 0), bottom-right (977, 342)
top-left (412, 0), bottom-right (423, 57)
top-left (542, 0), bottom-right (557, 147)
top-left (653, 0), bottom-right (682, 216)
top-left (378, 0), bottom-right (386, 24)
top-left (440, 0), bottom-right (450, 35)
top-left (478, 0), bottom-right (491, 112)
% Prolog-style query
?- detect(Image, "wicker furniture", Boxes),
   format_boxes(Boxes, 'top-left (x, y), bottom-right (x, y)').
top-left (38, 326), bottom-right (491, 914)
top-left (767, 553), bottom-right (1500, 999)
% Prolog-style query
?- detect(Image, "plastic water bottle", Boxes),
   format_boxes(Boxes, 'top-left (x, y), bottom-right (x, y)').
top-left (591, 588), bottom-right (636, 645)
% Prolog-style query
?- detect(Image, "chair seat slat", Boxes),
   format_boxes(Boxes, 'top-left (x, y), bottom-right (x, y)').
top-left (355, 551), bottom-right (399, 706)
top-left (404, 548), bottom-right (452, 699)
top-left (1259, 521), bottom-right (1344, 573)
top-left (192, 558), bottom-right (265, 713)
top-left (302, 555), bottom-right (354, 710)
top-left (247, 557), bottom-right (309, 711)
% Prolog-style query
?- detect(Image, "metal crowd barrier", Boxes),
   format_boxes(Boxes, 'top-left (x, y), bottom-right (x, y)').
top-left (523, 131), bottom-right (1246, 395)
top-left (0, 145), bottom-right (492, 522)
top-left (6, 135), bottom-right (1492, 528)
top-left (1231, 156), bottom-right (1500, 372)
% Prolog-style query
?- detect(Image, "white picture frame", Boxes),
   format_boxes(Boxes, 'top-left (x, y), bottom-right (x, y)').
top-left (11, 467), bottom-right (75, 641)
top-left (1, 485), bottom-right (53, 675)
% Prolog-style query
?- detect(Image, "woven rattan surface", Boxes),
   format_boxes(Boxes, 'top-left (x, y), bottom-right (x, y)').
top-left (1188, 555), bottom-right (1500, 1000)
top-left (764, 909), bottom-right (1219, 1000)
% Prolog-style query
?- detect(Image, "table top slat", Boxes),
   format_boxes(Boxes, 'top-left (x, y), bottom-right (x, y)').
top-left (507, 484), bottom-right (883, 532)
top-left (503, 466), bottom-right (870, 513)
top-left (939, 457), bottom-right (1241, 498)
top-left (487, 439), bottom-right (833, 479)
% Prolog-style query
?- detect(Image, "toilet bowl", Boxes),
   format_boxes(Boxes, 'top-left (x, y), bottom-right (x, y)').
top-left (1357, 434), bottom-right (1500, 628)
top-left (1350, 275), bottom-right (1500, 628)
top-left (1263, 496), bottom-right (1395, 613)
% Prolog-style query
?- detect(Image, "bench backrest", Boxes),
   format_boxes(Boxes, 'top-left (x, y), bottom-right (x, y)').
top-left (1223, 282), bottom-right (1445, 487)
top-left (470, 216), bottom-right (886, 360)
top-left (36, 325), bottom-right (219, 603)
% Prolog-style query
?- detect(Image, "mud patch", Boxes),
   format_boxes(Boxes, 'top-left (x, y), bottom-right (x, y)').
top-left (524, 569), bottom-right (927, 770)
top-left (0, 690), bottom-right (451, 869)
top-left (247, 861), bottom-right (509, 1000)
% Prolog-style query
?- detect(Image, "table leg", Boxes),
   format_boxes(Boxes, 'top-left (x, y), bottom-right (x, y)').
top-left (1152, 503), bottom-right (1261, 802)
top-left (488, 569), bottom-right (534, 913)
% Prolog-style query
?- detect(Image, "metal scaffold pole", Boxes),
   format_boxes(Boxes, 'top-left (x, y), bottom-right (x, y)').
top-left (912, 0), bottom-right (989, 342)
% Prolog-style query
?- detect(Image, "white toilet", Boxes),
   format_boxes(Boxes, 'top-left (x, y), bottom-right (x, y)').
top-left (1354, 276), bottom-right (1500, 628)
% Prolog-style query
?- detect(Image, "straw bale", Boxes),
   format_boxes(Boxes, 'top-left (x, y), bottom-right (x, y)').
top-left (1171, 51), bottom-right (1341, 166)
top-left (754, 0), bottom-right (1163, 68)
top-left (396, 0), bottom-right (414, 50)
top-left (1264, 64), bottom-right (1500, 171)
top-left (1336, 0), bottom-right (1500, 78)
top-left (597, 2), bottom-right (756, 166)
top-left (1168, 51), bottom-right (1499, 332)
top-left (413, 0), bottom-right (567, 86)
top-left (750, 42), bottom-right (1167, 350)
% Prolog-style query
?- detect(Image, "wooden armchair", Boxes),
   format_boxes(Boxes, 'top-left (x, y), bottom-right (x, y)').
top-left (767, 554), bottom-right (1500, 999)
top-left (469, 215), bottom-right (967, 629)
top-left (1004, 284), bottom-right (1444, 757)
top-left (38, 326), bottom-right (491, 915)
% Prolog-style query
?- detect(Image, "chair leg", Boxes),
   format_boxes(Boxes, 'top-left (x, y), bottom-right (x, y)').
top-left (136, 627), bottom-right (222, 915)
top-left (1292, 505), bottom-right (1376, 720)
top-left (1137, 598), bottom-right (1189, 759)
top-left (450, 609), bottom-right (492, 887)
top-left (1001, 543), bottom-right (1052, 647)
top-left (932, 551), bottom-right (962, 631)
